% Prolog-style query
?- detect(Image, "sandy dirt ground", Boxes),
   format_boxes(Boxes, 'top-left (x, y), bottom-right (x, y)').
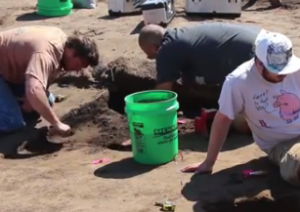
top-left (1, 0), bottom-right (300, 211)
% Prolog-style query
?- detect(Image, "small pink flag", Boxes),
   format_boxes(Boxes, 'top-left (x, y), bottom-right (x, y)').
top-left (92, 158), bottom-right (110, 165)
top-left (178, 119), bottom-right (186, 124)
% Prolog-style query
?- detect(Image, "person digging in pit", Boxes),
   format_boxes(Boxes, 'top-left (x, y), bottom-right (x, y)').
top-left (182, 32), bottom-right (300, 187)
top-left (139, 22), bottom-right (268, 91)
top-left (0, 26), bottom-right (99, 136)
top-left (122, 22), bottom-right (267, 146)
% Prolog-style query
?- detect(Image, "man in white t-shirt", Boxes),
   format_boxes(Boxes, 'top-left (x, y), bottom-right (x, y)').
top-left (181, 32), bottom-right (300, 186)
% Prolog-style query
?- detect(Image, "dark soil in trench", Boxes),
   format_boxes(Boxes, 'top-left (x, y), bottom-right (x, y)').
top-left (96, 57), bottom-right (221, 116)
top-left (59, 57), bottom-right (219, 151)
top-left (60, 90), bottom-right (196, 152)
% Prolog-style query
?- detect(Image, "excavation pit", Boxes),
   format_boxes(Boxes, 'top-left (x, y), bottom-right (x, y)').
top-left (59, 89), bottom-right (195, 152)
top-left (59, 57), bottom-right (223, 151)
top-left (98, 57), bottom-right (222, 116)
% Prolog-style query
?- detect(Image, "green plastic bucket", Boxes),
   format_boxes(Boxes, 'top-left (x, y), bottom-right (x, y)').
top-left (37, 0), bottom-right (73, 17)
top-left (125, 90), bottom-right (180, 165)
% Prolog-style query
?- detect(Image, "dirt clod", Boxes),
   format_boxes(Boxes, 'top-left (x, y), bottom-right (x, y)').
top-left (100, 56), bottom-right (156, 93)
top-left (97, 57), bottom-right (156, 113)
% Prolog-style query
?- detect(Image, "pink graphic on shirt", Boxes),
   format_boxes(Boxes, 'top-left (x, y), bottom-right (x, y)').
top-left (273, 90), bottom-right (300, 123)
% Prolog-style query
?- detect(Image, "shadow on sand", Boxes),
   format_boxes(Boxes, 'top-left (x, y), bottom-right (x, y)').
top-left (16, 12), bottom-right (56, 22)
top-left (94, 157), bottom-right (160, 179)
top-left (0, 126), bottom-right (63, 159)
top-left (181, 157), bottom-right (300, 212)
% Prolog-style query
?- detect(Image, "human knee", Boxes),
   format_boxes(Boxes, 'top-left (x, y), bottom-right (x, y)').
top-left (0, 78), bottom-right (25, 133)
top-left (0, 115), bottom-right (25, 133)
top-left (279, 149), bottom-right (300, 187)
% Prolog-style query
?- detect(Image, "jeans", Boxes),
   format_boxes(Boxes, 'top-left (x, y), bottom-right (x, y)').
top-left (0, 77), bottom-right (54, 133)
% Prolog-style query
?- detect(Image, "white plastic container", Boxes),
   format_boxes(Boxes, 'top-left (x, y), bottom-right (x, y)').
top-left (108, 0), bottom-right (142, 15)
top-left (185, 0), bottom-right (242, 16)
top-left (141, 0), bottom-right (175, 26)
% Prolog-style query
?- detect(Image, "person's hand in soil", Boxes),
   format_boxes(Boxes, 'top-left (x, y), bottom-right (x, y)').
top-left (48, 122), bottom-right (72, 137)
top-left (181, 160), bottom-right (214, 173)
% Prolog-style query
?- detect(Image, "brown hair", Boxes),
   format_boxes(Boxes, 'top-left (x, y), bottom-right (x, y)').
top-left (65, 36), bottom-right (99, 67)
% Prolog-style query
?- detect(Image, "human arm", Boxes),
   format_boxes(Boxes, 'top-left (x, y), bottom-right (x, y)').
top-left (25, 53), bottom-right (70, 135)
top-left (181, 76), bottom-right (244, 172)
top-left (155, 44), bottom-right (182, 90)
top-left (205, 111), bottom-right (233, 166)
top-left (25, 75), bottom-right (60, 125)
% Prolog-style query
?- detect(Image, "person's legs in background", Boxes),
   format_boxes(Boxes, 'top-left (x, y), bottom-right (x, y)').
top-left (0, 77), bottom-right (25, 133)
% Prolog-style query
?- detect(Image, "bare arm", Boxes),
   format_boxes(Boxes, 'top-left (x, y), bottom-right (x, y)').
top-left (205, 73), bottom-right (245, 166)
top-left (155, 44), bottom-right (181, 91)
top-left (205, 112), bottom-right (233, 165)
top-left (25, 75), bottom-right (60, 126)
top-left (181, 67), bottom-right (245, 173)
top-left (24, 53), bottom-right (62, 126)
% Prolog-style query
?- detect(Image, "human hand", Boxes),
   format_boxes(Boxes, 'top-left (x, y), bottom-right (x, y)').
top-left (181, 160), bottom-right (214, 173)
top-left (48, 122), bottom-right (72, 137)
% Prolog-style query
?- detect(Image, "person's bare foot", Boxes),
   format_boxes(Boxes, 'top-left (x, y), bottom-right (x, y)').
top-left (122, 139), bottom-right (132, 146)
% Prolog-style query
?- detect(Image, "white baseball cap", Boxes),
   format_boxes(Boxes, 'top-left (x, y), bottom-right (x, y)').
top-left (255, 32), bottom-right (300, 75)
